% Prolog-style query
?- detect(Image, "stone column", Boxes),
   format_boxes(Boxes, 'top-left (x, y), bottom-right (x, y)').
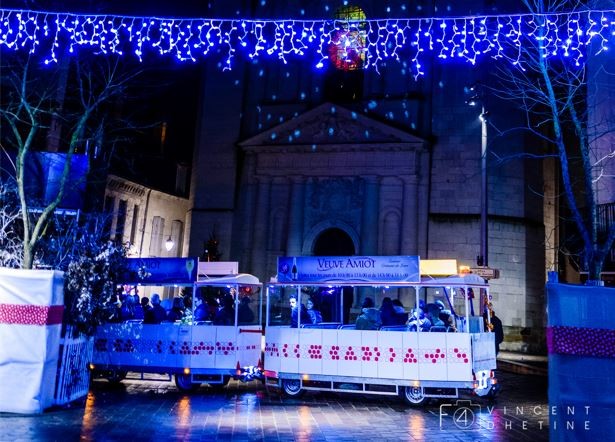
top-left (250, 176), bottom-right (271, 280)
top-left (416, 151), bottom-right (430, 257)
top-left (401, 175), bottom-right (418, 254)
top-left (286, 176), bottom-right (306, 256)
top-left (360, 176), bottom-right (379, 255)
top-left (239, 154), bottom-right (257, 269)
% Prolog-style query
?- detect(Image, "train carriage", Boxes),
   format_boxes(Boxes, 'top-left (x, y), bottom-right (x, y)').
top-left (263, 255), bottom-right (498, 404)
top-left (90, 258), bottom-right (263, 391)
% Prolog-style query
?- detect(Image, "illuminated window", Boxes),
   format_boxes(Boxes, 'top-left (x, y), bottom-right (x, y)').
top-left (328, 5), bottom-right (367, 72)
top-left (323, 5), bottom-right (366, 103)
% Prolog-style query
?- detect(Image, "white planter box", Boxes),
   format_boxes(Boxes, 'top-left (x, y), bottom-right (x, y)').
top-left (0, 268), bottom-right (64, 414)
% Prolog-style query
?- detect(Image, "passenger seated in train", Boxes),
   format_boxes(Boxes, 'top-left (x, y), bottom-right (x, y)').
top-left (356, 297), bottom-right (382, 330)
top-left (120, 293), bottom-right (135, 321)
top-left (392, 299), bottom-right (408, 325)
top-left (407, 307), bottom-right (431, 331)
top-left (132, 294), bottom-right (145, 320)
top-left (144, 294), bottom-right (168, 324)
top-left (140, 297), bottom-right (151, 317)
top-left (193, 295), bottom-right (209, 321)
top-left (306, 297), bottom-right (323, 324)
top-left (214, 295), bottom-right (236, 325)
top-left (435, 300), bottom-right (456, 331)
top-left (425, 303), bottom-right (445, 328)
top-left (289, 295), bottom-right (310, 328)
top-left (167, 297), bottom-right (186, 322)
top-left (238, 296), bottom-right (255, 324)
top-left (380, 298), bottom-right (407, 326)
top-left (206, 297), bottom-right (220, 321)
top-left (105, 294), bottom-right (123, 323)
top-left (380, 297), bottom-right (397, 326)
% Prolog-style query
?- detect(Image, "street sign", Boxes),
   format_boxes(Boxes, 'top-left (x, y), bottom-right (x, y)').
top-left (470, 267), bottom-right (500, 280)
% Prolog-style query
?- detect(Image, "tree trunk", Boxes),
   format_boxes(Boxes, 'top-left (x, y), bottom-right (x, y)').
top-left (586, 251), bottom-right (604, 285)
top-left (23, 244), bottom-right (34, 270)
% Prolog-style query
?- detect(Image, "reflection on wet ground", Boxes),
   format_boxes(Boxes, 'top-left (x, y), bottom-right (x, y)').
top-left (0, 371), bottom-right (550, 441)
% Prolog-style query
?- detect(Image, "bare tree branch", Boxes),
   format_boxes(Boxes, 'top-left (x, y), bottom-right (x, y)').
top-left (491, 0), bottom-right (615, 280)
top-left (1, 52), bottom-right (143, 268)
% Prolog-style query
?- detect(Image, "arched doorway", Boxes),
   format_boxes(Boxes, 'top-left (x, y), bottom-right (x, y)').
top-left (312, 228), bottom-right (355, 256)
top-left (312, 227), bottom-right (355, 323)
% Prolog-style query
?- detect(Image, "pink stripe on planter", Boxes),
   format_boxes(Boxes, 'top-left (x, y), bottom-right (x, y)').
top-left (547, 325), bottom-right (615, 358)
top-left (0, 304), bottom-right (64, 325)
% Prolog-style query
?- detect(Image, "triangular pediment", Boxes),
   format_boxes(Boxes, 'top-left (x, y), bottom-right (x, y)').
top-left (240, 102), bottom-right (425, 149)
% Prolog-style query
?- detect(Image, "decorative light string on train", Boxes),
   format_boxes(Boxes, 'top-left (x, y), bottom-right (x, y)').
top-left (1, 8), bottom-right (613, 77)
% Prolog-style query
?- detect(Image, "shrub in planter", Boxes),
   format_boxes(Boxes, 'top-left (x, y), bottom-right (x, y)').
top-left (0, 216), bottom-right (128, 412)
top-left (63, 237), bottom-right (127, 337)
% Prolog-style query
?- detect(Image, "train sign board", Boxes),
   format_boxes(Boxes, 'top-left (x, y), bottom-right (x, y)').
top-left (277, 255), bottom-right (420, 284)
top-left (470, 266), bottom-right (500, 280)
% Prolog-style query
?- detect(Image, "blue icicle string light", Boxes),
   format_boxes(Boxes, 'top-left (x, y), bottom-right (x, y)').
top-left (0, 8), bottom-right (614, 77)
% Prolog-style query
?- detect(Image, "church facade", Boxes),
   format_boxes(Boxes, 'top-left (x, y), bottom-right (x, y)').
top-left (235, 103), bottom-right (430, 281)
top-left (184, 2), bottom-right (547, 352)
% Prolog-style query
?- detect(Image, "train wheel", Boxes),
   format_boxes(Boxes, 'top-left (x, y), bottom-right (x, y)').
top-left (401, 386), bottom-right (426, 405)
top-left (106, 370), bottom-right (127, 384)
top-left (282, 379), bottom-right (304, 398)
top-left (175, 374), bottom-right (199, 392)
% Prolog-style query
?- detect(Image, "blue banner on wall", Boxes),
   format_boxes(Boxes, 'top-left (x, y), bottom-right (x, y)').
top-left (24, 152), bottom-right (89, 210)
top-left (121, 257), bottom-right (198, 285)
top-left (277, 256), bottom-right (420, 284)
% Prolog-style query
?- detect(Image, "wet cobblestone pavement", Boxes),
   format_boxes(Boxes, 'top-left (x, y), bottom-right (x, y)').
top-left (0, 371), bottom-right (555, 441)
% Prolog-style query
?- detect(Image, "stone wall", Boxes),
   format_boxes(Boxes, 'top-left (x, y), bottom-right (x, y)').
top-left (429, 216), bottom-right (547, 353)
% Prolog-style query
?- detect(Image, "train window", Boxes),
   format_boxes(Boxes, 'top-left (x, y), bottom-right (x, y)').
top-left (237, 287), bottom-right (259, 325)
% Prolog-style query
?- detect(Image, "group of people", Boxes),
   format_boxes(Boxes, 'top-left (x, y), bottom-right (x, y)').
top-left (354, 297), bottom-right (457, 331)
top-left (106, 288), bottom-right (256, 326)
top-left (355, 296), bottom-right (414, 330)
top-left (289, 295), bottom-right (323, 327)
top-left (289, 295), bottom-right (502, 343)
top-left (288, 295), bottom-right (450, 331)
top-left (106, 290), bottom-right (150, 323)
top-left (352, 295), bottom-right (503, 354)
top-left (405, 299), bottom-right (457, 332)
top-left (107, 292), bottom-right (186, 324)
top-left (192, 293), bottom-right (255, 325)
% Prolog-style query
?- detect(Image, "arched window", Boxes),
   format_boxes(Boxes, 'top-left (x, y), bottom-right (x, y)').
top-left (313, 228), bottom-right (355, 256)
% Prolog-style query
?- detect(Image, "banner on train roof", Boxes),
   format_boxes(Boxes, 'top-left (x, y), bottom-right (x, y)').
top-left (121, 257), bottom-right (198, 284)
top-left (277, 256), bottom-right (420, 284)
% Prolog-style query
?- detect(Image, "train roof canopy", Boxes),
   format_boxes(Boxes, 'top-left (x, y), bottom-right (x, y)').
top-left (196, 273), bottom-right (261, 286)
top-left (420, 274), bottom-right (487, 286)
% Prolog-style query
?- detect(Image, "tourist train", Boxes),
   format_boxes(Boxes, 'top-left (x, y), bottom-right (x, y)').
top-left (90, 256), bottom-right (498, 403)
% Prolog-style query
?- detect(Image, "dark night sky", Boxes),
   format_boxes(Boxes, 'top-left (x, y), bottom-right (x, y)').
top-left (113, 61), bottom-right (201, 195)
top-left (1, 0), bottom-right (530, 196)
top-left (1, 1), bottom-right (205, 195)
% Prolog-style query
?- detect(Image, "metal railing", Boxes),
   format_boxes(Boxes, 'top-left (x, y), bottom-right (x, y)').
top-left (54, 326), bottom-right (93, 406)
